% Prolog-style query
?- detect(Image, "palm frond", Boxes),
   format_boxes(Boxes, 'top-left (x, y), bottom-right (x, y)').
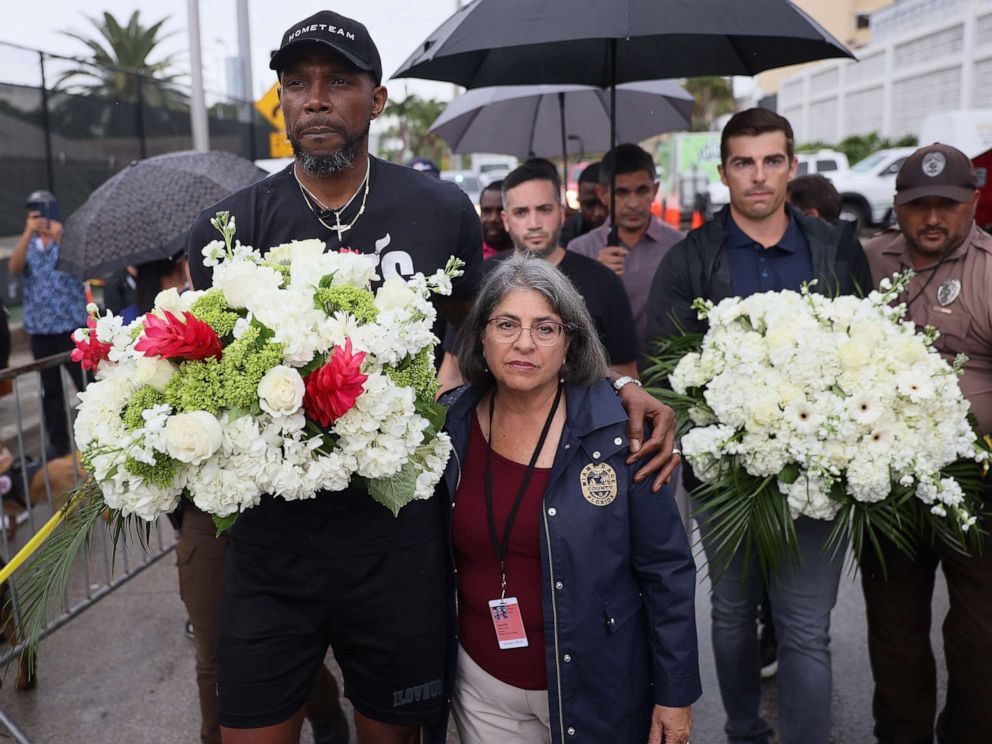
top-left (3, 483), bottom-right (107, 674)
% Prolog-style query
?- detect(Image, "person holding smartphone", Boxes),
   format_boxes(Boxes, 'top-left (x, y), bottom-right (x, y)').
top-left (9, 190), bottom-right (87, 457)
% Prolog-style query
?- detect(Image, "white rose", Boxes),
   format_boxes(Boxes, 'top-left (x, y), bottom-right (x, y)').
top-left (267, 239), bottom-right (325, 265)
top-left (894, 337), bottom-right (927, 365)
top-left (164, 412), bottom-right (223, 464)
top-left (838, 340), bottom-right (869, 370)
top-left (135, 355), bottom-right (177, 392)
top-left (216, 263), bottom-right (283, 309)
top-left (747, 397), bottom-right (781, 429)
top-left (374, 277), bottom-right (417, 312)
top-left (257, 365), bottom-right (305, 417)
top-left (153, 288), bottom-right (184, 317)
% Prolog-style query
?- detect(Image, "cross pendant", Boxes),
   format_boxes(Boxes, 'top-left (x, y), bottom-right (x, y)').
top-left (333, 214), bottom-right (351, 240)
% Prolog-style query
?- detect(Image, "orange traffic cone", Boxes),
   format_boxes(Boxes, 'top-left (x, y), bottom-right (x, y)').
top-left (664, 205), bottom-right (681, 228)
top-left (691, 210), bottom-right (704, 229)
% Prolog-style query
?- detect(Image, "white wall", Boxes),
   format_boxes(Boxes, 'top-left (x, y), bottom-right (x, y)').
top-left (777, 0), bottom-right (992, 142)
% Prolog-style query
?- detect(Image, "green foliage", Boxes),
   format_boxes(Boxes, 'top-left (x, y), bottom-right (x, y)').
top-left (164, 325), bottom-right (284, 413)
top-left (212, 512), bottom-right (239, 535)
top-left (188, 290), bottom-right (241, 339)
top-left (387, 347), bottom-right (439, 404)
top-left (166, 357), bottom-right (225, 414)
top-left (796, 132), bottom-right (919, 166)
top-left (367, 454), bottom-right (419, 517)
top-left (5, 485), bottom-right (111, 675)
top-left (217, 326), bottom-right (285, 411)
top-left (314, 284), bottom-right (378, 323)
top-left (55, 10), bottom-right (187, 108)
top-left (124, 452), bottom-right (179, 488)
top-left (379, 95), bottom-right (451, 165)
top-left (122, 385), bottom-right (167, 430)
top-left (681, 76), bottom-right (736, 132)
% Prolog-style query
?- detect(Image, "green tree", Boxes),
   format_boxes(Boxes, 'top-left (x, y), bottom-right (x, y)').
top-left (682, 76), bottom-right (736, 131)
top-left (55, 10), bottom-right (187, 108)
top-left (379, 95), bottom-right (450, 165)
top-left (797, 132), bottom-right (918, 165)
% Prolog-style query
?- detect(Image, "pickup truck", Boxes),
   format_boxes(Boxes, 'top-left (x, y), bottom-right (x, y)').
top-left (829, 147), bottom-right (917, 226)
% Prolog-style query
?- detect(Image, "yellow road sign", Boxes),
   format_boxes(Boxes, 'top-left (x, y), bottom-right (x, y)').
top-left (255, 83), bottom-right (285, 130)
top-left (269, 131), bottom-right (294, 158)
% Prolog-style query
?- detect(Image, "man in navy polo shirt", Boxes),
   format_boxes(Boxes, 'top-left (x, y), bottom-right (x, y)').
top-left (647, 109), bottom-right (871, 744)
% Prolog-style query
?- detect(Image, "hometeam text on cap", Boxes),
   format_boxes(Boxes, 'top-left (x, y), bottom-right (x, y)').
top-left (269, 10), bottom-right (383, 84)
top-left (895, 143), bottom-right (979, 206)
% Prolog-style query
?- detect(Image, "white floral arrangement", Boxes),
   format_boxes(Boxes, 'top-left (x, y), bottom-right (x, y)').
top-left (70, 212), bottom-right (461, 526)
top-left (645, 274), bottom-right (989, 572)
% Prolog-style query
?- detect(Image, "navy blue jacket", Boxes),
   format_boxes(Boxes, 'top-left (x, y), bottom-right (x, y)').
top-left (441, 380), bottom-right (701, 743)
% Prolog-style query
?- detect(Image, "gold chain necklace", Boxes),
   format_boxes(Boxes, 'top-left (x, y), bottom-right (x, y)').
top-left (294, 158), bottom-right (370, 240)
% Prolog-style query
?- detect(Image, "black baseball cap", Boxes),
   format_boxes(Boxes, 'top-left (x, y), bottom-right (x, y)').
top-left (895, 143), bottom-right (978, 205)
top-left (269, 10), bottom-right (382, 84)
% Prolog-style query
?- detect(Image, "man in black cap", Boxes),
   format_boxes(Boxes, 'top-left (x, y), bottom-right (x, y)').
top-left (187, 11), bottom-right (484, 744)
top-left (861, 143), bottom-right (992, 744)
top-left (187, 11), bottom-right (678, 744)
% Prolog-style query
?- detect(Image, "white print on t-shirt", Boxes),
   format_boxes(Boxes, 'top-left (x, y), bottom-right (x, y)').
top-left (372, 232), bottom-right (414, 279)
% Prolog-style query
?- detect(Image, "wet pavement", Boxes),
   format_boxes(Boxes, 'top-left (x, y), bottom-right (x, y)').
top-left (0, 532), bottom-right (952, 743)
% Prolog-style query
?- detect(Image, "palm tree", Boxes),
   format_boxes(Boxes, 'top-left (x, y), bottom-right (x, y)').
top-left (380, 95), bottom-right (450, 164)
top-left (682, 76), bottom-right (736, 132)
top-left (54, 10), bottom-right (187, 108)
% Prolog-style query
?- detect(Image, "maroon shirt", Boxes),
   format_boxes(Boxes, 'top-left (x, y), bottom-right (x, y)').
top-left (452, 414), bottom-right (550, 690)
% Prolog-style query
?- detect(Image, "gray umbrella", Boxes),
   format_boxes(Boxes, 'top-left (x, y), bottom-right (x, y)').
top-left (59, 150), bottom-right (268, 278)
top-left (430, 80), bottom-right (693, 162)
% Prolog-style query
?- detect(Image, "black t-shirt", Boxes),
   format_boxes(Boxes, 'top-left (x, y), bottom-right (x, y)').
top-left (186, 157), bottom-right (483, 556)
top-left (445, 250), bottom-right (638, 366)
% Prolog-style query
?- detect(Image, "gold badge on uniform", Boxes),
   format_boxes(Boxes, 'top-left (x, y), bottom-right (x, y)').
top-left (580, 462), bottom-right (618, 506)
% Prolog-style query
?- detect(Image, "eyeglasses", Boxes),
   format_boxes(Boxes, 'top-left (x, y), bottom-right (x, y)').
top-left (486, 317), bottom-right (571, 346)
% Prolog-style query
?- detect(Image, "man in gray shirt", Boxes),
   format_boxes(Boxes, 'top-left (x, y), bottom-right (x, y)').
top-left (567, 144), bottom-right (683, 355)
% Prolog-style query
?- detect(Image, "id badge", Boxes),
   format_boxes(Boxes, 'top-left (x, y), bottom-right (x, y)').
top-left (488, 597), bottom-right (529, 649)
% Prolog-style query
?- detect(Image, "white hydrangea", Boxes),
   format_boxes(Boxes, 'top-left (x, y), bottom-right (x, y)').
top-left (675, 278), bottom-right (980, 524)
top-left (74, 232), bottom-right (462, 523)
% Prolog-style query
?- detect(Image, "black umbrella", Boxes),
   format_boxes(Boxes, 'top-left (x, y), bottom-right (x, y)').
top-left (429, 80), bottom-right (694, 183)
top-left (393, 0), bottom-right (853, 243)
top-left (59, 150), bottom-right (268, 278)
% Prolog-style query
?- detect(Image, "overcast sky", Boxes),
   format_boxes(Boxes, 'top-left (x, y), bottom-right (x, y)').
top-left (1, 0), bottom-right (461, 102)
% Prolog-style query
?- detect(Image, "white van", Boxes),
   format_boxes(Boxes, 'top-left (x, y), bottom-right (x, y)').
top-left (919, 110), bottom-right (992, 158)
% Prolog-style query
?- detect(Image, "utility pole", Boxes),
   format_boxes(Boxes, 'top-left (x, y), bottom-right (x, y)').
top-left (236, 0), bottom-right (254, 112)
top-left (187, 0), bottom-right (210, 151)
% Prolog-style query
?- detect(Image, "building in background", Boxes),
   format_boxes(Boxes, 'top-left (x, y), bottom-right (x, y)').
top-left (776, 0), bottom-right (992, 144)
top-left (750, 0), bottom-right (893, 106)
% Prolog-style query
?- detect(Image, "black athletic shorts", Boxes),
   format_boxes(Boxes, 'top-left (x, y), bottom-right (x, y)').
top-left (216, 533), bottom-right (449, 729)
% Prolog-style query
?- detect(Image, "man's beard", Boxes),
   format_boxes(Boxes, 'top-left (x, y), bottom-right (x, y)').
top-left (513, 232), bottom-right (560, 258)
top-left (288, 123), bottom-right (369, 176)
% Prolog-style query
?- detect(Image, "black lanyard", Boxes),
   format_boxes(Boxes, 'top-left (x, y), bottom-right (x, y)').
top-left (485, 382), bottom-right (563, 600)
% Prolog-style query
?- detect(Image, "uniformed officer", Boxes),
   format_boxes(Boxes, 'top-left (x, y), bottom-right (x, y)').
top-left (862, 143), bottom-right (992, 744)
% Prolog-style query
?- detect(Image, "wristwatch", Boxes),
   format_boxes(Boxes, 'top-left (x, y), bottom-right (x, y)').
top-left (612, 375), bottom-right (642, 394)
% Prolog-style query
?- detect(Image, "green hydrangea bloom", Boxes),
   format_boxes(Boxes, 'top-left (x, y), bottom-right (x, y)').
top-left (166, 357), bottom-right (226, 414)
top-left (188, 290), bottom-right (241, 338)
top-left (123, 386), bottom-right (168, 431)
top-left (385, 346), bottom-right (438, 402)
top-left (218, 325), bottom-right (284, 410)
top-left (130, 322), bottom-right (145, 341)
top-left (125, 453), bottom-right (180, 488)
top-left (314, 285), bottom-right (377, 323)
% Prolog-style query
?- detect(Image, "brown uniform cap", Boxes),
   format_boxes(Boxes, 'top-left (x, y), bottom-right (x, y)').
top-left (894, 143), bottom-right (977, 205)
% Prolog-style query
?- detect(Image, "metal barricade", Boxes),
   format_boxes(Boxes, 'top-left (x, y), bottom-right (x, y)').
top-left (0, 351), bottom-right (176, 743)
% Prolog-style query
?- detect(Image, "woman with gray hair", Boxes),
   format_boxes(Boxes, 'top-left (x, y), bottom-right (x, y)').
top-left (439, 254), bottom-right (700, 744)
